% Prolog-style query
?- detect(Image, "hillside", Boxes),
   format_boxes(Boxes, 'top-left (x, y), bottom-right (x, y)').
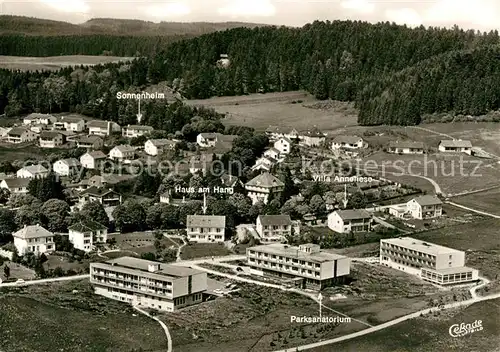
top-left (0, 15), bottom-right (266, 36)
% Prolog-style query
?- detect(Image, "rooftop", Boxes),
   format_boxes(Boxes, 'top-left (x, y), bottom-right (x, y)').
top-left (248, 243), bottom-right (347, 263)
top-left (332, 135), bottom-right (363, 144)
top-left (112, 145), bottom-right (135, 153)
top-left (105, 257), bottom-right (204, 278)
top-left (257, 215), bottom-right (292, 226)
top-left (57, 116), bottom-right (84, 123)
top-left (57, 158), bottom-right (80, 167)
top-left (187, 215), bottom-right (226, 228)
top-left (439, 139), bottom-right (472, 148)
top-left (245, 172), bottom-right (284, 188)
top-left (126, 125), bottom-right (154, 131)
top-left (389, 140), bottom-right (425, 149)
top-left (76, 135), bottom-right (103, 144)
top-left (148, 139), bottom-right (176, 147)
top-left (88, 120), bottom-right (115, 129)
top-left (40, 131), bottom-right (63, 139)
top-left (2, 178), bottom-right (31, 188)
top-left (19, 164), bottom-right (48, 174)
top-left (332, 209), bottom-right (372, 220)
top-left (411, 195), bottom-right (443, 206)
top-left (69, 220), bottom-right (107, 232)
top-left (13, 224), bottom-right (53, 239)
top-left (381, 237), bottom-right (462, 255)
top-left (8, 127), bottom-right (30, 136)
top-left (84, 151), bottom-right (107, 159)
top-left (79, 186), bottom-right (119, 198)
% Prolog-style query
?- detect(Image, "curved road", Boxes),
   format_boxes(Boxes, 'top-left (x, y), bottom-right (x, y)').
top-left (133, 305), bottom-right (172, 352)
top-left (446, 201), bottom-right (500, 219)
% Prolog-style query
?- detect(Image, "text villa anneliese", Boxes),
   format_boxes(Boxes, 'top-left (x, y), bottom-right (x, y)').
top-left (290, 316), bottom-right (351, 323)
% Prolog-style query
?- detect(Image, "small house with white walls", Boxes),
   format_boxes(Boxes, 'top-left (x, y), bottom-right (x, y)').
top-left (88, 120), bottom-right (121, 136)
top-left (109, 145), bottom-right (135, 161)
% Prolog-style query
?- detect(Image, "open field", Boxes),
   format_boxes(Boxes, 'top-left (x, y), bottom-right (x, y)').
top-left (451, 187), bottom-right (500, 215)
top-left (43, 254), bottom-right (99, 273)
top-left (0, 262), bottom-right (35, 281)
top-left (160, 283), bottom-right (366, 352)
top-left (109, 232), bottom-right (177, 255)
top-left (180, 243), bottom-right (233, 260)
top-left (311, 297), bottom-right (500, 352)
top-left (187, 91), bottom-right (358, 132)
top-left (0, 280), bottom-right (167, 352)
top-left (0, 55), bottom-right (134, 71)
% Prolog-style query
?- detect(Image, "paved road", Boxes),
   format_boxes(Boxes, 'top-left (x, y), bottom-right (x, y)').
top-left (0, 274), bottom-right (89, 287)
top-left (446, 201), bottom-right (500, 219)
top-left (133, 305), bottom-right (172, 352)
top-left (274, 290), bottom-right (500, 352)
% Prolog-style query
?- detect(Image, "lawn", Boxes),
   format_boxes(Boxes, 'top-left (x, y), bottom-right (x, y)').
top-left (0, 262), bottom-right (35, 281)
top-left (160, 283), bottom-right (367, 352)
top-left (0, 280), bottom-right (167, 352)
top-left (451, 187), bottom-right (500, 215)
top-left (187, 91), bottom-right (358, 132)
top-left (0, 55), bottom-right (134, 71)
top-left (311, 297), bottom-right (500, 352)
top-left (179, 243), bottom-right (233, 260)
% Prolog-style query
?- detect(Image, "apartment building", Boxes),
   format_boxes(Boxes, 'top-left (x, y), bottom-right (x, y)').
top-left (380, 237), bottom-right (478, 285)
top-left (39, 131), bottom-right (64, 148)
top-left (68, 220), bottom-right (108, 252)
top-left (90, 257), bottom-right (207, 311)
top-left (327, 209), bottom-right (372, 233)
top-left (245, 172), bottom-right (285, 205)
top-left (256, 215), bottom-right (292, 243)
top-left (6, 127), bottom-right (37, 144)
top-left (13, 224), bottom-right (56, 255)
top-left (246, 243), bottom-right (350, 289)
top-left (186, 215), bottom-right (226, 243)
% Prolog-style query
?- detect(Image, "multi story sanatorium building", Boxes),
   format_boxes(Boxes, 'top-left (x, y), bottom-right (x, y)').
top-left (380, 237), bottom-right (478, 285)
top-left (90, 257), bottom-right (207, 312)
top-left (246, 243), bottom-right (350, 289)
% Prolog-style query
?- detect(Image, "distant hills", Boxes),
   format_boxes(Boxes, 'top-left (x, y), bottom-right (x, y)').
top-left (0, 15), bottom-right (267, 37)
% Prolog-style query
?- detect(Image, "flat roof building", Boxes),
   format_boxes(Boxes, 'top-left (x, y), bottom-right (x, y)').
top-left (90, 257), bottom-right (207, 312)
top-left (246, 243), bottom-right (350, 289)
top-left (380, 237), bottom-right (478, 285)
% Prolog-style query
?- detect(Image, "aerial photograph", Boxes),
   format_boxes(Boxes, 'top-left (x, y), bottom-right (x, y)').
top-left (0, 0), bottom-right (499, 351)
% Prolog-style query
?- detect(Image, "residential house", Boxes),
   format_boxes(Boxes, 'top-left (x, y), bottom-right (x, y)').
top-left (327, 209), bottom-right (372, 233)
top-left (145, 139), bottom-right (177, 156)
top-left (388, 141), bottom-right (425, 154)
top-left (246, 243), bottom-right (350, 289)
top-left (54, 116), bottom-right (85, 132)
top-left (39, 131), bottom-right (64, 148)
top-left (78, 187), bottom-right (122, 208)
top-left (438, 140), bottom-right (472, 155)
top-left (53, 158), bottom-right (81, 177)
top-left (220, 173), bottom-right (241, 188)
top-left (406, 195), bottom-right (443, 220)
top-left (75, 135), bottom-right (104, 150)
top-left (13, 224), bottom-right (55, 256)
top-left (265, 126), bottom-right (299, 141)
top-left (245, 172), bottom-right (285, 205)
top-left (159, 191), bottom-right (186, 206)
top-left (256, 215), bottom-right (292, 243)
top-left (251, 156), bottom-right (276, 172)
top-left (196, 133), bottom-right (218, 148)
top-left (88, 120), bottom-right (121, 136)
top-left (68, 221), bottom-right (108, 252)
top-left (274, 137), bottom-right (292, 156)
top-left (186, 215), bottom-right (226, 243)
top-left (17, 165), bottom-right (49, 179)
top-left (90, 257), bottom-right (207, 311)
top-left (332, 135), bottom-right (364, 150)
top-left (299, 128), bottom-right (326, 147)
top-left (205, 135), bottom-right (237, 157)
top-left (23, 113), bottom-right (57, 126)
top-left (6, 127), bottom-right (37, 144)
top-left (109, 145), bottom-right (135, 161)
top-left (80, 151), bottom-right (107, 169)
top-left (263, 147), bottom-right (281, 160)
top-left (380, 237), bottom-right (478, 285)
top-left (0, 127), bottom-right (11, 137)
top-left (0, 178), bottom-right (30, 194)
top-left (122, 125), bottom-right (154, 138)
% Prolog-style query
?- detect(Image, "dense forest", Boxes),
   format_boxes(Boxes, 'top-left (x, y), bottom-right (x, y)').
top-left (2, 19), bottom-right (500, 125)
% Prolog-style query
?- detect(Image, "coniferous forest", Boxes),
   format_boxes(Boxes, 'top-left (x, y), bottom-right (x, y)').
top-left (1, 20), bottom-right (500, 126)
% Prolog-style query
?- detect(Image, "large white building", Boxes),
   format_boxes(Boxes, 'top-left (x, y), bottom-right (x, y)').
top-left (186, 215), bottom-right (226, 243)
top-left (68, 221), bottom-right (108, 252)
top-left (6, 127), bottom-right (37, 144)
top-left (245, 172), bottom-right (285, 205)
top-left (13, 224), bottom-right (56, 256)
top-left (380, 237), bottom-right (479, 285)
top-left (17, 164), bottom-right (49, 179)
top-left (54, 116), bottom-right (85, 132)
top-left (327, 209), bottom-right (372, 233)
top-left (53, 158), bottom-right (81, 177)
top-left (256, 215), bottom-right (292, 243)
top-left (88, 120), bottom-right (121, 136)
top-left (246, 243), bottom-right (350, 289)
top-left (90, 257), bottom-right (207, 311)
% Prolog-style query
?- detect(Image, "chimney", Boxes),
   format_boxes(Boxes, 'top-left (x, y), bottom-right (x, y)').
top-left (107, 121), bottom-right (111, 135)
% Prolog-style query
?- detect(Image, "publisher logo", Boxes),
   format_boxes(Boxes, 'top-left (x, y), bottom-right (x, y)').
top-left (449, 320), bottom-right (483, 337)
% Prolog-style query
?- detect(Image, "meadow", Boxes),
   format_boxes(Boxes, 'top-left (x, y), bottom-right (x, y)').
top-left (0, 55), bottom-right (134, 71)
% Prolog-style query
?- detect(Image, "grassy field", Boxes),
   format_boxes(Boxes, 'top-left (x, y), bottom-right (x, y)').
top-left (180, 243), bottom-right (233, 260)
top-left (451, 187), bottom-right (500, 215)
top-left (311, 297), bottom-right (500, 352)
top-left (160, 283), bottom-right (366, 352)
top-left (0, 262), bottom-right (35, 281)
top-left (0, 55), bottom-right (134, 71)
top-left (0, 280), bottom-right (167, 352)
top-left (187, 91), bottom-right (358, 132)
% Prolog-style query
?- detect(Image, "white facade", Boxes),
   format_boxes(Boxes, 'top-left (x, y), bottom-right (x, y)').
top-left (39, 132), bottom-right (64, 148)
top-left (17, 165), bottom-right (49, 179)
top-left (186, 215), bottom-right (226, 243)
top-left (274, 137), bottom-right (292, 156)
top-left (196, 133), bottom-right (218, 148)
top-left (327, 210), bottom-right (372, 233)
top-left (90, 257), bottom-right (207, 311)
top-left (13, 225), bottom-right (56, 256)
top-left (0, 179), bottom-right (30, 194)
top-left (256, 215), bottom-right (292, 243)
top-left (247, 243), bottom-right (350, 289)
top-left (380, 237), bottom-right (478, 285)
top-left (109, 146), bottom-right (135, 161)
top-left (438, 140), bottom-right (472, 155)
top-left (245, 173), bottom-right (284, 205)
top-left (53, 159), bottom-right (81, 177)
top-left (263, 148), bottom-right (280, 160)
top-left (144, 139), bottom-right (176, 156)
top-left (68, 221), bottom-right (108, 252)
top-left (123, 125), bottom-right (154, 138)
top-left (54, 118), bottom-right (85, 132)
top-left (406, 196), bottom-right (443, 220)
top-left (7, 128), bottom-right (37, 144)
top-left (80, 152), bottom-right (106, 170)
top-left (332, 136), bottom-right (364, 150)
